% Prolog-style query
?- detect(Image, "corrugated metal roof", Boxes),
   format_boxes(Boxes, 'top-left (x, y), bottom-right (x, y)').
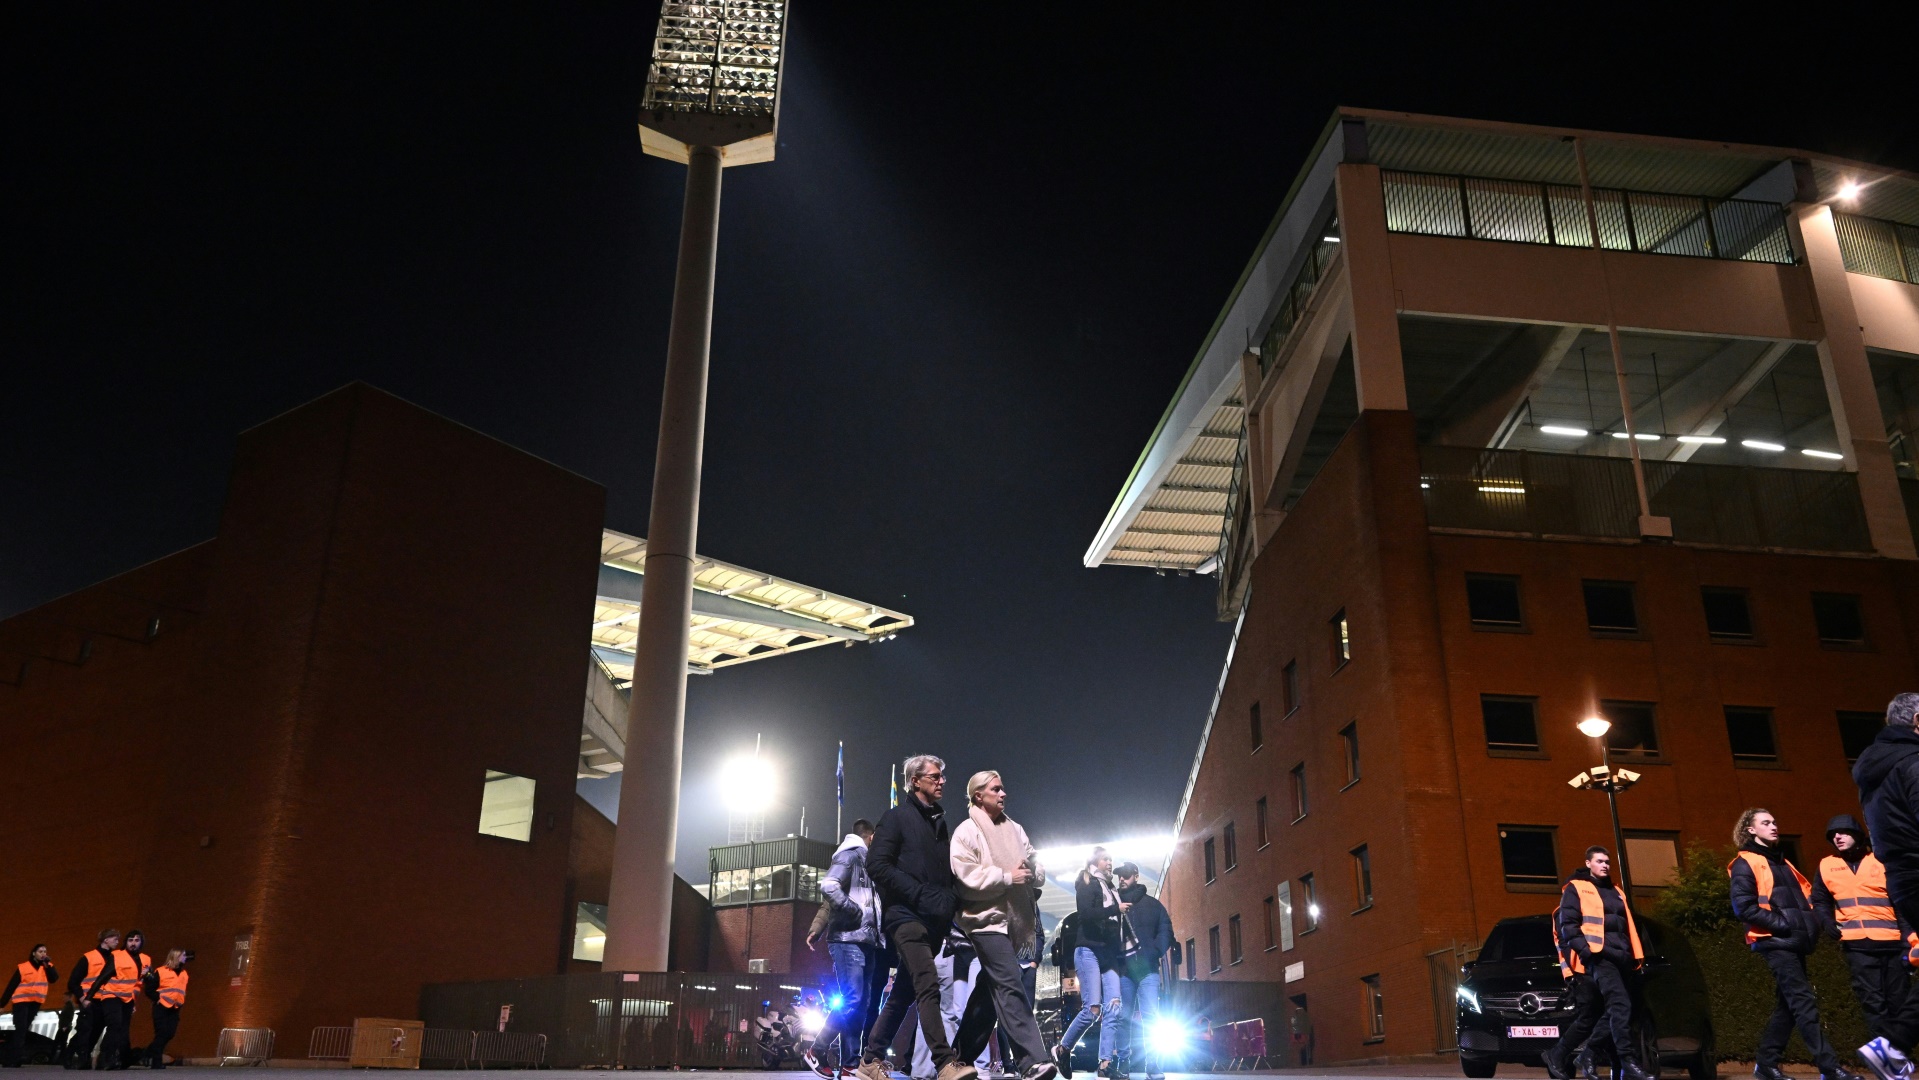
top-left (1812, 161), bottom-right (1919, 226)
top-left (1368, 120), bottom-right (1781, 196)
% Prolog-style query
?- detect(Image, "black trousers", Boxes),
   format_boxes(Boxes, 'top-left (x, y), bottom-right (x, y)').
top-left (55, 1004), bottom-right (75, 1063)
top-left (1877, 869), bottom-right (1919, 1047)
top-left (1551, 960), bottom-right (1634, 1067)
top-left (954, 933), bottom-right (1049, 1072)
top-left (864, 921), bottom-right (957, 1070)
top-left (5, 1004), bottom-right (40, 1067)
top-left (1757, 950), bottom-right (1839, 1071)
top-left (67, 1002), bottom-right (103, 1069)
top-left (147, 1008), bottom-right (180, 1070)
top-left (1843, 948), bottom-right (1911, 1042)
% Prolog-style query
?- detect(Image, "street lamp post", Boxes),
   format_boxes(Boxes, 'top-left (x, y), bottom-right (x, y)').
top-left (603, 0), bottom-right (789, 973)
top-left (1569, 716), bottom-right (1642, 895)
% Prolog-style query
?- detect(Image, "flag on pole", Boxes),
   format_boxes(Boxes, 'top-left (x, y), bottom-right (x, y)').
top-left (835, 741), bottom-right (844, 838)
top-left (889, 764), bottom-right (898, 808)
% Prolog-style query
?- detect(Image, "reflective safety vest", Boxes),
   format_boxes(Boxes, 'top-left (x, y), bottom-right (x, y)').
top-left (95, 950), bottom-right (140, 1002)
top-left (1731, 850), bottom-right (1814, 945)
top-left (1558, 878), bottom-right (1645, 978)
top-left (10, 962), bottom-right (49, 1006)
top-left (155, 967), bottom-right (188, 1009)
top-left (1820, 854), bottom-right (1902, 942)
top-left (79, 950), bottom-right (111, 1000)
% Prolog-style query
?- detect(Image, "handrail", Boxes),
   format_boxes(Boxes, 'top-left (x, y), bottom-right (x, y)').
top-left (1834, 212), bottom-right (1919, 284)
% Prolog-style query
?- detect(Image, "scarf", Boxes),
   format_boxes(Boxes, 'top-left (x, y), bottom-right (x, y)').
top-left (970, 804), bottom-right (1039, 952)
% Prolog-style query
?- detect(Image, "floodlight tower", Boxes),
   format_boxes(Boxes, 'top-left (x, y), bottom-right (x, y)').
top-left (603, 0), bottom-right (788, 973)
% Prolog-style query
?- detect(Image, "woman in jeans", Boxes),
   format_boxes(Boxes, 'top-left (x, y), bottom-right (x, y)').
top-left (1053, 847), bottom-right (1131, 1079)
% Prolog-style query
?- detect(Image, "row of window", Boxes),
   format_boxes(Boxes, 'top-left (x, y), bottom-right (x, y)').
top-left (1197, 848), bottom-right (1374, 968)
top-left (1182, 909), bottom-right (1387, 1042)
top-left (1465, 574), bottom-right (1871, 647)
top-left (1216, 727), bottom-right (1361, 882)
top-left (1249, 611), bottom-right (1355, 753)
top-left (1497, 825), bottom-right (1687, 890)
top-left (1478, 693), bottom-right (1885, 764)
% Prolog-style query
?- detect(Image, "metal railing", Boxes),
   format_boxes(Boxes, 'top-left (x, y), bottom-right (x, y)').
top-left (1419, 446), bottom-right (1872, 552)
top-left (1382, 170), bottom-right (1794, 264)
top-left (309, 1026), bottom-right (548, 1069)
top-left (307, 1026), bottom-right (352, 1060)
top-left (215, 1028), bottom-right (275, 1066)
top-left (1258, 223), bottom-right (1342, 377)
top-left (1835, 212), bottom-right (1919, 284)
top-left (1214, 433), bottom-right (1252, 616)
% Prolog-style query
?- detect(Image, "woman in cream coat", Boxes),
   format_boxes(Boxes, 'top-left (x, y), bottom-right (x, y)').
top-left (950, 770), bottom-right (1058, 1080)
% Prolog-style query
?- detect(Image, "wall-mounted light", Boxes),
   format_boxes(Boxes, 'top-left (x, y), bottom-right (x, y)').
top-left (1837, 181), bottom-right (1862, 201)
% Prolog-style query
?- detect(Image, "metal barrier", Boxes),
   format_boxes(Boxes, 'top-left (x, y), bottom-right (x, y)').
top-left (420, 1028), bottom-right (475, 1068)
top-left (471, 1031), bottom-right (548, 1069)
top-left (1835, 212), bottom-right (1919, 284)
top-left (308, 1026), bottom-right (352, 1060)
top-left (1382, 170), bottom-right (1794, 264)
top-left (215, 1028), bottom-right (275, 1066)
top-left (1419, 446), bottom-right (1873, 553)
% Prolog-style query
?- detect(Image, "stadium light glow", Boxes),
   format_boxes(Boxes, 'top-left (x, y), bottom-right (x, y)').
top-left (1149, 1017), bottom-right (1191, 1055)
top-left (1837, 181), bottom-right (1862, 201)
top-left (638, 1), bottom-right (787, 165)
top-left (719, 754), bottom-right (778, 814)
top-left (1577, 717), bottom-right (1612, 739)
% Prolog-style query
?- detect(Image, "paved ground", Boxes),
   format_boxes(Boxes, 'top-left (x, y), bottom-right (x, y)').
top-left (0, 1068), bottom-right (1810, 1079)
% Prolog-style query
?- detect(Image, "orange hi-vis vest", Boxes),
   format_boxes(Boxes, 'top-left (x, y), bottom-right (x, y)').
top-left (95, 950), bottom-right (140, 1002)
top-left (154, 967), bottom-right (188, 1009)
top-left (1731, 850), bottom-right (1814, 945)
top-left (1558, 878), bottom-right (1645, 978)
top-left (1820, 854), bottom-right (1902, 941)
top-left (10, 962), bottom-right (49, 1006)
top-left (79, 951), bottom-right (110, 1000)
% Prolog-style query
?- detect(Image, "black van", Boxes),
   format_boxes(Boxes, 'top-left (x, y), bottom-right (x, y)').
top-left (1455, 913), bottom-right (1713, 1078)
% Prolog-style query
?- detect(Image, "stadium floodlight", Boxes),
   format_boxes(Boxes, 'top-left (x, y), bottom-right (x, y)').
top-left (719, 754), bottom-right (778, 813)
top-left (605, 0), bottom-right (792, 974)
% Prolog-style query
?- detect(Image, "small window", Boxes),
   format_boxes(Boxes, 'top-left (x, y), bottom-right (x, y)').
top-left (1277, 881), bottom-right (1296, 951)
top-left (1185, 938), bottom-right (1197, 980)
top-left (1361, 975), bottom-right (1385, 1041)
top-left (1467, 574), bottom-right (1525, 631)
top-left (1702, 587), bottom-right (1755, 640)
top-left (1331, 609), bottom-right (1352, 669)
top-left (1250, 701), bottom-right (1264, 751)
top-left (1283, 661), bottom-right (1300, 715)
top-left (1623, 832), bottom-right (1681, 887)
top-left (1725, 706), bottom-right (1779, 764)
top-left (1813, 593), bottom-right (1867, 647)
top-left (1351, 845), bottom-right (1373, 910)
top-left (1290, 763), bottom-right (1308, 821)
top-left (1301, 873), bottom-right (1320, 931)
top-left (1223, 822), bottom-right (1238, 871)
top-left (1841, 711), bottom-right (1883, 764)
top-left (1208, 926), bottom-right (1222, 973)
top-left (1481, 695), bottom-right (1541, 754)
top-left (1340, 722), bottom-right (1360, 785)
top-left (479, 769), bottom-right (537, 842)
top-left (1229, 914), bottom-right (1244, 964)
top-left (572, 901), bottom-right (609, 962)
top-left (1498, 826), bottom-right (1559, 889)
top-left (1263, 896), bottom-right (1277, 951)
top-left (1204, 837), bottom-right (1218, 883)
top-left (1583, 581), bottom-right (1639, 635)
top-left (1599, 700), bottom-right (1660, 758)
top-left (1256, 797), bottom-right (1270, 848)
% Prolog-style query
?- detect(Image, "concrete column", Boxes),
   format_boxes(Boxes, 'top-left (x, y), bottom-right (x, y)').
top-left (1334, 163), bottom-right (1409, 412)
top-left (1794, 202), bottom-right (1917, 560)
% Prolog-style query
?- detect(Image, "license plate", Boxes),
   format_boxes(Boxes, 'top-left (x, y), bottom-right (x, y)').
top-left (1508, 1026), bottom-right (1559, 1039)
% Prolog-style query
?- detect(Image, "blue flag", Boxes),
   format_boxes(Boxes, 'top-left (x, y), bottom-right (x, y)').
top-left (836, 741), bottom-right (844, 809)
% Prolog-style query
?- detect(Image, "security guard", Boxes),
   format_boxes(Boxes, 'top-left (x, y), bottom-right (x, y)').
top-left (141, 952), bottom-right (188, 1071)
top-left (1544, 846), bottom-right (1651, 1080)
top-left (90, 932), bottom-right (147, 1071)
top-left (66, 930), bottom-right (120, 1070)
top-left (2, 945), bottom-right (57, 1068)
top-left (1812, 816), bottom-right (1912, 1042)
top-left (112, 933), bottom-right (151, 1070)
top-left (1729, 808), bottom-right (1864, 1080)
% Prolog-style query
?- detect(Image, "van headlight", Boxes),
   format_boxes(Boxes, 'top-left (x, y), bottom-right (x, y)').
top-left (1456, 985), bottom-right (1481, 1014)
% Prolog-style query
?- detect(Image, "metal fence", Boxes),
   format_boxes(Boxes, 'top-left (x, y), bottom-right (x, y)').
top-left (214, 1028), bottom-right (275, 1065)
top-left (1258, 224), bottom-right (1342, 377)
top-left (420, 970), bottom-right (832, 1069)
top-left (1161, 980), bottom-right (1293, 1067)
top-left (1382, 170), bottom-right (1794, 264)
top-left (1836, 212), bottom-right (1919, 284)
top-left (1419, 446), bottom-right (1872, 552)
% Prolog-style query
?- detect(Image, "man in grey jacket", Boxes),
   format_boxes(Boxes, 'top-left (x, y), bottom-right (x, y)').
top-left (807, 819), bottom-right (886, 1077)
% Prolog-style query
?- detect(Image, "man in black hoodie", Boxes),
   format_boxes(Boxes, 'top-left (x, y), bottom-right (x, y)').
top-left (858, 754), bottom-right (976, 1080)
top-left (1113, 864), bottom-right (1172, 1080)
top-left (1810, 816), bottom-right (1912, 1044)
top-left (1728, 808), bottom-right (1862, 1080)
top-left (1851, 692), bottom-right (1919, 1080)
top-left (1544, 847), bottom-right (1649, 1080)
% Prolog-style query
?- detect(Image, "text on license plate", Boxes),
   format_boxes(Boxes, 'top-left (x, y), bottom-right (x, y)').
top-left (1508, 1026), bottom-right (1559, 1039)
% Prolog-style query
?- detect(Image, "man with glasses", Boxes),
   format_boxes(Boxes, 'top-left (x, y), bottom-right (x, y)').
top-left (858, 755), bottom-right (977, 1080)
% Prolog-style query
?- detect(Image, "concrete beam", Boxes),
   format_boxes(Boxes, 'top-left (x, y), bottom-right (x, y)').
top-left (1667, 342), bottom-right (1793, 462)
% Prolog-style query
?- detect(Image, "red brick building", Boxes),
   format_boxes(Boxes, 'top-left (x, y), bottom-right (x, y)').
top-left (1086, 110), bottom-right (1919, 1063)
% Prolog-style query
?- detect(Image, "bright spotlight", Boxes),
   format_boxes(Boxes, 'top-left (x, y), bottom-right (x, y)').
top-left (828, 994), bottom-right (844, 1011)
top-left (1837, 181), bottom-right (1862, 201)
top-left (1148, 1017), bottom-right (1190, 1056)
top-left (719, 755), bottom-right (777, 813)
top-left (796, 1006), bottom-right (826, 1037)
top-left (1577, 717), bottom-right (1612, 739)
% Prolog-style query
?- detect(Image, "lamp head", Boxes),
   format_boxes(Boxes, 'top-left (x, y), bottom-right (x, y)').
top-left (1577, 717), bottom-right (1612, 739)
top-left (639, 1), bottom-right (787, 166)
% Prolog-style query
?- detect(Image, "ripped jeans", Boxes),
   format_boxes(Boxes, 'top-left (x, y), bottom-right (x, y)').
top-left (1061, 946), bottom-right (1123, 1063)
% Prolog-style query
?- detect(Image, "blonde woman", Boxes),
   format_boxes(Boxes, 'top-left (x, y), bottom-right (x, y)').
top-left (950, 770), bottom-right (1056, 1080)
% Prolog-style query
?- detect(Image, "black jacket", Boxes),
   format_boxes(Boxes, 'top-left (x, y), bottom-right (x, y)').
top-left (1554, 868), bottom-right (1636, 969)
top-left (866, 794), bottom-right (957, 940)
top-left (1119, 882), bottom-right (1173, 975)
top-left (1857, 725), bottom-right (1919, 881)
top-left (1729, 841), bottom-right (1822, 953)
top-left (1073, 873), bottom-right (1124, 967)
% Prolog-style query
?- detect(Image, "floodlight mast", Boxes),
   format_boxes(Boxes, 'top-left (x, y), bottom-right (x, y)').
top-left (603, 0), bottom-right (787, 974)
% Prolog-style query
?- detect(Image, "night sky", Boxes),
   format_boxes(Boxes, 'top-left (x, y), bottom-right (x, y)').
top-left (9, 8), bottom-right (1913, 880)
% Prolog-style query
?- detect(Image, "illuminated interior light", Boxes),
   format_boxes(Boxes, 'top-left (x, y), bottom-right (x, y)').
top-left (1801, 448), bottom-right (1844, 460)
top-left (1322, 236), bottom-right (1341, 242)
top-left (1419, 482), bottom-right (1431, 489)
top-left (1478, 485), bottom-right (1526, 495)
top-left (1837, 181), bottom-right (1862, 201)
top-left (1539, 425), bottom-right (1589, 437)
top-left (1611, 432), bottom-right (1661, 441)
top-left (1676, 435), bottom-right (1726, 445)
top-left (1741, 440), bottom-right (1786, 452)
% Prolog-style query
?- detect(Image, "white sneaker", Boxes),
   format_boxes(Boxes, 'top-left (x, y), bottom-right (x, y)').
top-left (1859, 1037), bottom-right (1913, 1080)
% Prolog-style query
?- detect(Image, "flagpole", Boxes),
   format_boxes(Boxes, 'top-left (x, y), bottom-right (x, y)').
top-left (835, 740), bottom-right (844, 840)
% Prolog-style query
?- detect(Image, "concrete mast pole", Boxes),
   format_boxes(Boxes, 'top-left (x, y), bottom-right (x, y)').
top-left (603, 144), bottom-right (724, 972)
